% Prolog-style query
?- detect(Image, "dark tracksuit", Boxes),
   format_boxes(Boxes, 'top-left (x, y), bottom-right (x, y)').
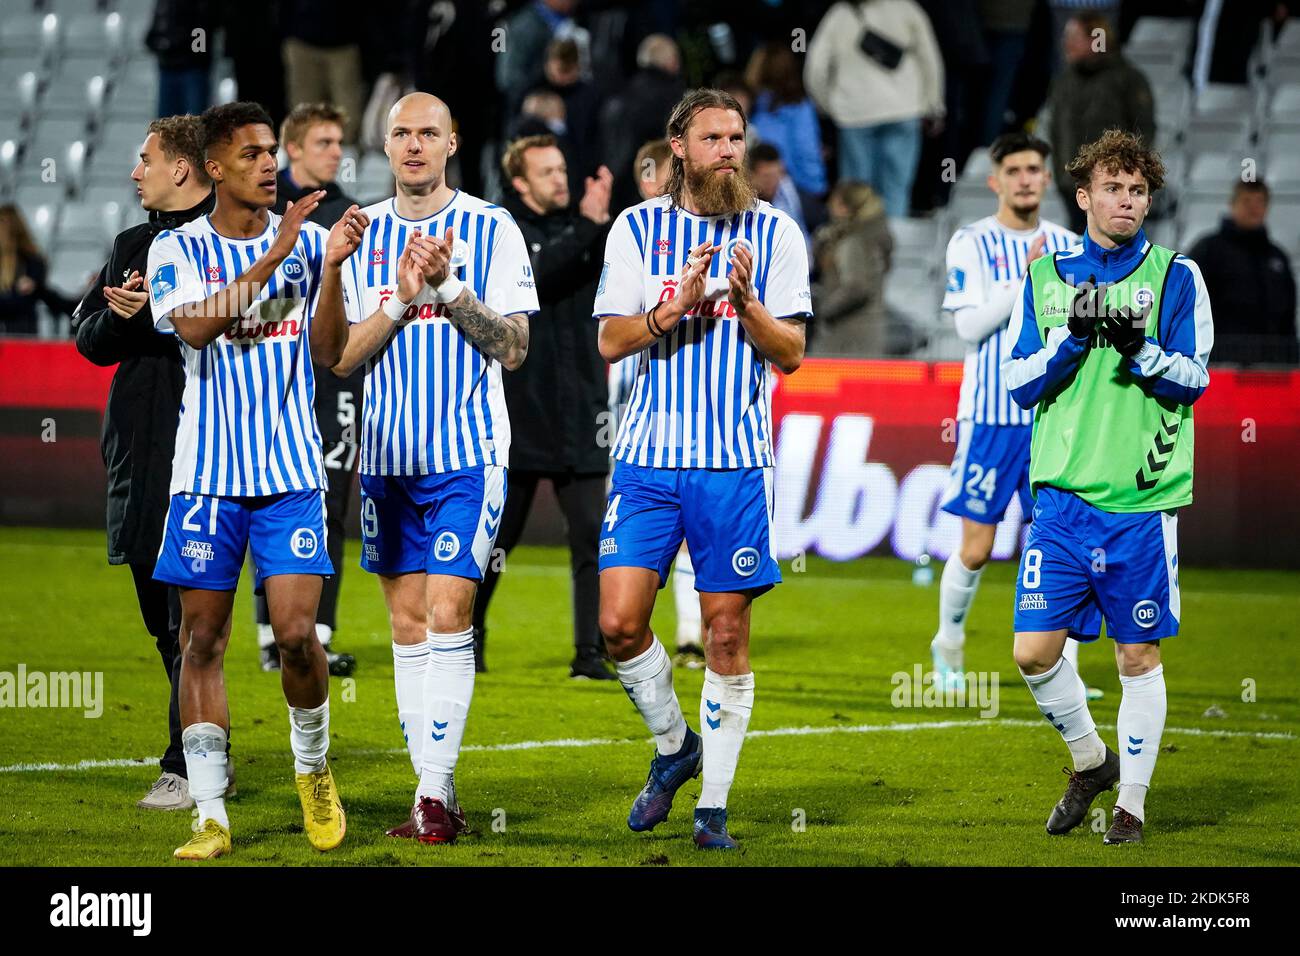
top-left (72, 190), bottom-right (215, 779)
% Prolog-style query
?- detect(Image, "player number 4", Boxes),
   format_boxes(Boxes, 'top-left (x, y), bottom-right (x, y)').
top-left (1022, 548), bottom-right (1042, 590)
top-left (603, 494), bottom-right (621, 531)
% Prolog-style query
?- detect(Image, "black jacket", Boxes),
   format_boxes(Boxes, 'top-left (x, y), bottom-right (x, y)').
top-left (273, 169), bottom-right (357, 229)
top-left (1188, 218), bottom-right (1299, 365)
top-left (501, 194), bottom-right (611, 474)
top-left (72, 190), bottom-right (215, 565)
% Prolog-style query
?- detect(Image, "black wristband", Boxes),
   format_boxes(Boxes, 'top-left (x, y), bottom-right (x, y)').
top-left (646, 304), bottom-right (667, 338)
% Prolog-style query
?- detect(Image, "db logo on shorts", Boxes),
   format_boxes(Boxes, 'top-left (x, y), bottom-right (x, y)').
top-left (731, 547), bottom-right (760, 577)
top-left (291, 527), bottom-right (318, 559)
top-left (434, 531), bottom-right (461, 562)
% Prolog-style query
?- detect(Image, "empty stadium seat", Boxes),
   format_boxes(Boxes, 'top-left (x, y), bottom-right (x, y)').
top-left (890, 216), bottom-right (940, 264)
top-left (23, 200), bottom-right (60, 249)
top-left (1178, 199), bottom-right (1226, 249)
top-left (0, 13), bottom-right (60, 63)
top-left (58, 199), bottom-right (121, 248)
top-left (1126, 17), bottom-right (1195, 68)
top-left (1186, 151), bottom-right (1252, 203)
top-left (48, 247), bottom-right (105, 300)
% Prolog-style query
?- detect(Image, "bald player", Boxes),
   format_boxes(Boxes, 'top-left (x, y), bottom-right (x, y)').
top-left (331, 93), bottom-right (538, 844)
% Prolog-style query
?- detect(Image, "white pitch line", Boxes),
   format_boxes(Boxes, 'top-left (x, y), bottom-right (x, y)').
top-left (0, 718), bottom-right (1292, 775)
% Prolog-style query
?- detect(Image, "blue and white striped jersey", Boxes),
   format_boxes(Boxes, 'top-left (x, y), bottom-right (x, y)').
top-left (341, 192), bottom-right (539, 475)
top-left (943, 215), bottom-right (1078, 425)
top-left (593, 196), bottom-right (812, 469)
top-left (147, 212), bottom-right (328, 497)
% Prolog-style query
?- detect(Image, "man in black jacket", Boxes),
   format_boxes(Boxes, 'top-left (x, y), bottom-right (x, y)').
top-left (470, 134), bottom-right (616, 679)
top-left (258, 102), bottom-right (362, 676)
top-left (1188, 179), bottom-right (1298, 365)
top-left (72, 115), bottom-right (217, 811)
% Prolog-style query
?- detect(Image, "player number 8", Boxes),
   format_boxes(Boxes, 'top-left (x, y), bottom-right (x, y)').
top-left (1022, 549), bottom-right (1042, 589)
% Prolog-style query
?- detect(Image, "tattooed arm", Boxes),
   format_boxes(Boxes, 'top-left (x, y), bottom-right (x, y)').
top-left (444, 286), bottom-right (530, 370)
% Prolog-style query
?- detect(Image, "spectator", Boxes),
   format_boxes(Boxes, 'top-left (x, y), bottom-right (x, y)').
top-left (1048, 0), bottom-right (1122, 75)
top-left (281, 0), bottom-right (365, 143)
top-left (274, 103), bottom-right (357, 224)
top-left (146, 0), bottom-right (217, 117)
top-left (0, 205), bottom-right (75, 335)
top-left (978, 0), bottom-right (1037, 144)
top-left (1047, 13), bottom-right (1156, 234)
top-left (512, 89), bottom-right (568, 141)
top-left (601, 34), bottom-right (686, 214)
top-left (631, 138), bottom-right (672, 201)
top-left (496, 0), bottom-right (582, 123)
top-left (809, 182), bottom-right (893, 357)
top-left (222, 0), bottom-right (287, 132)
top-left (1187, 180), bottom-right (1298, 366)
top-left (745, 41), bottom-right (828, 198)
top-left (747, 143), bottom-right (811, 253)
top-left (805, 0), bottom-right (945, 217)
top-left (472, 134), bottom-right (616, 680)
top-left (544, 37), bottom-right (602, 195)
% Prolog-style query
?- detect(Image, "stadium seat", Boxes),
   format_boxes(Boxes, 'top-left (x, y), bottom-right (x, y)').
top-left (961, 148), bottom-right (991, 184)
top-left (890, 217), bottom-right (941, 266)
top-left (1185, 152), bottom-right (1250, 205)
top-left (1178, 199), bottom-right (1226, 249)
top-left (1269, 200), bottom-right (1300, 258)
top-left (1126, 17), bottom-right (1195, 68)
top-left (48, 247), bottom-right (105, 300)
top-left (1274, 18), bottom-right (1300, 63)
top-left (23, 200), bottom-right (60, 250)
top-left (1266, 153), bottom-right (1300, 198)
top-left (59, 199), bottom-right (121, 249)
top-left (94, 121), bottom-right (148, 173)
top-left (25, 119), bottom-right (90, 172)
top-left (0, 13), bottom-right (60, 63)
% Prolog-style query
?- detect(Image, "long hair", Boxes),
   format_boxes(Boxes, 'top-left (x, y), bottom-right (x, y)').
top-left (0, 205), bottom-right (42, 293)
top-left (663, 88), bottom-right (747, 209)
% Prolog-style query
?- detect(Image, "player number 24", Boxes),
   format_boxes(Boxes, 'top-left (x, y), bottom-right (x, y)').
top-left (965, 464), bottom-right (997, 501)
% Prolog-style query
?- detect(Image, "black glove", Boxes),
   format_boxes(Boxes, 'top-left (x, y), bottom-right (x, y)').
top-left (1100, 308), bottom-right (1148, 357)
top-left (1067, 275), bottom-right (1100, 339)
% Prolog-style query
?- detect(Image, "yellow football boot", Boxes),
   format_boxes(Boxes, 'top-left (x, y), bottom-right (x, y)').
top-left (174, 817), bottom-right (231, 860)
top-left (296, 763), bottom-right (346, 851)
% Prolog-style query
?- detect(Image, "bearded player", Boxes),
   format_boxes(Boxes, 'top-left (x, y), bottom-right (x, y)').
top-left (147, 101), bottom-right (368, 859)
top-left (331, 92), bottom-right (537, 844)
top-left (1003, 129), bottom-right (1212, 844)
top-left (595, 89), bottom-right (811, 850)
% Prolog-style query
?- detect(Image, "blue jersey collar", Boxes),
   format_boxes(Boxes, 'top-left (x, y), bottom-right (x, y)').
top-left (1079, 225), bottom-right (1148, 272)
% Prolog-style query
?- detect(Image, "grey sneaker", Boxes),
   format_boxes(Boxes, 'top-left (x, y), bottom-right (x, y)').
top-left (137, 772), bottom-right (193, 811)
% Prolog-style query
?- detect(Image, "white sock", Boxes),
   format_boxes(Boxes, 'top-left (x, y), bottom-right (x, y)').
top-left (673, 550), bottom-right (702, 649)
top-left (615, 636), bottom-right (687, 755)
top-left (1021, 656), bottom-right (1106, 771)
top-left (315, 623), bottom-right (333, 649)
top-left (1116, 664), bottom-right (1166, 822)
top-left (417, 627), bottom-right (475, 804)
top-left (1062, 637), bottom-right (1079, 672)
top-left (392, 640), bottom-right (428, 776)
top-left (288, 700), bottom-right (330, 774)
top-left (698, 669), bottom-right (754, 809)
top-left (936, 554), bottom-right (982, 647)
top-left (182, 722), bottom-right (230, 829)
top-left (256, 623), bottom-right (275, 649)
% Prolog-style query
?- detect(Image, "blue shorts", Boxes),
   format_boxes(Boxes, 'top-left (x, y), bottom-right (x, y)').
top-left (598, 461), bottom-right (780, 595)
top-left (359, 466), bottom-right (506, 580)
top-left (154, 490), bottom-right (332, 592)
top-left (940, 422), bottom-right (1033, 524)
top-left (1013, 486), bottom-right (1181, 644)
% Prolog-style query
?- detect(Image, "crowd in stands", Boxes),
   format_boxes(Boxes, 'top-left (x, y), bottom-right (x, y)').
top-left (1, 0), bottom-right (1298, 365)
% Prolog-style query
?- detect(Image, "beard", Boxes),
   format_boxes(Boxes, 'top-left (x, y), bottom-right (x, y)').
top-left (683, 159), bottom-right (755, 217)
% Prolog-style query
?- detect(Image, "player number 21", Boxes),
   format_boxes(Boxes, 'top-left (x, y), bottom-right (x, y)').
top-left (181, 495), bottom-right (218, 536)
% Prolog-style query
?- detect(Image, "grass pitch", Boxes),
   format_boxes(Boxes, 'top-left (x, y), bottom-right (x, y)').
top-left (0, 526), bottom-right (1296, 867)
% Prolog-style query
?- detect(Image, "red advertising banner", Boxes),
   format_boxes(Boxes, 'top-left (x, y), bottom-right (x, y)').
top-left (771, 359), bottom-right (1300, 567)
top-left (2, 342), bottom-right (1298, 566)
